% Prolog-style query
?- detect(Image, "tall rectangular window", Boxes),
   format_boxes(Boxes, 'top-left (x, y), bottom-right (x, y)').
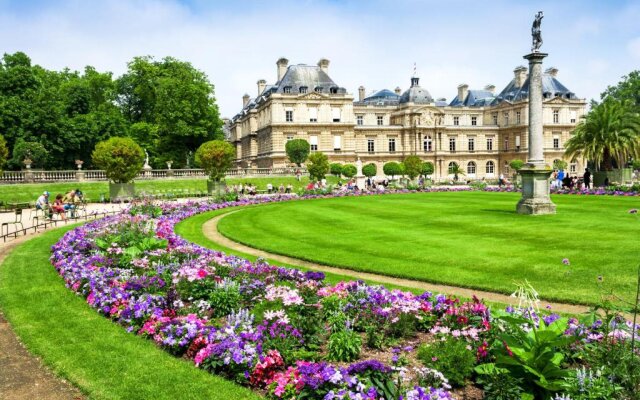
top-left (449, 137), bottom-right (456, 152)
top-left (367, 139), bottom-right (375, 153)
top-left (388, 138), bottom-right (396, 152)
top-left (309, 135), bottom-right (318, 151)
top-left (487, 137), bottom-right (493, 151)
top-left (504, 136), bottom-right (509, 150)
top-left (468, 137), bottom-right (475, 151)
top-left (553, 136), bottom-right (560, 149)
top-left (515, 135), bottom-right (521, 149)
top-left (570, 110), bottom-right (577, 123)
top-left (377, 115), bottom-right (384, 125)
top-left (516, 111), bottom-right (521, 124)
top-left (492, 113), bottom-right (498, 125)
top-left (423, 136), bottom-right (432, 152)
top-left (453, 116), bottom-right (459, 126)
top-left (356, 115), bottom-right (363, 125)
top-left (332, 107), bottom-right (341, 122)
top-left (285, 110), bottom-right (293, 122)
top-left (333, 135), bottom-right (342, 150)
top-left (309, 107), bottom-right (318, 122)
top-left (553, 109), bottom-right (559, 123)
top-left (504, 112), bottom-right (509, 125)
top-left (471, 116), bottom-right (477, 126)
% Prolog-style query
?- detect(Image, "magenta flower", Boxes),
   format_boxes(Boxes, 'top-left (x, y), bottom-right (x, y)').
top-left (562, 258), bottom-right (570, 266)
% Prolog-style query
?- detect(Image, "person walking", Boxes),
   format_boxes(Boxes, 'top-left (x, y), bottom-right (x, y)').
top-left (583, 168), bottom-right (591, 190)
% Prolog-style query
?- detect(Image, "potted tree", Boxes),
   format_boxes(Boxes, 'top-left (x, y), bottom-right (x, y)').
top-left (402, 155), bottom-right (423, 185)
top-left (285, 139), bottom-right (310, 167)
top-left (307, 152), bottom-right (329, 182)
top-left (195, 140), bottom-right (236, 196)
top-left (92, 137), bottom-right (145, 202)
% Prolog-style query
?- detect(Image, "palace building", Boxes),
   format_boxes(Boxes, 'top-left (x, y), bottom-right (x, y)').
top-left (229, 57), bottom-right (587, 180)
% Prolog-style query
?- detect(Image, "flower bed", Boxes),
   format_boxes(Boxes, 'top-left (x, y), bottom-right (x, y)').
top-left (483, 186), bottom-right (640, 196)
top-left (50, 195), bottom-right (640, 399)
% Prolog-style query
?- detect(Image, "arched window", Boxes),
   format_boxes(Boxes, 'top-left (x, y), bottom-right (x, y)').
top-left (448, 162), bottom-right (459, 174)
top-left (486, 161), bottom-right (495, 174)
top-left (467, 161), bottom-right (476, 175)
top-left (423, 135), bottom-right (432, 152)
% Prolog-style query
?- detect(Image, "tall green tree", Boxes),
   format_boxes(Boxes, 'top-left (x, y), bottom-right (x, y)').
top-left (194, 140), bottom-right (235, 182)
top-left (0, 134), bottom-right (8, 172)
top-left (402, 155), bottom-right (422, 180)
top-left (565, 98), bottom-right (640, 171)
top-left (117, 56), bottom-right (222, 168)
top-left (307, 152), bottom-right (329, 181)
top-left (601, 70), bottom-right (640, 111)
top-left (285, 139), bottom-right (310, 167)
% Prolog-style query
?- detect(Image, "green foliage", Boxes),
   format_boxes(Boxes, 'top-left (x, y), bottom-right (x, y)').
top-left (362, 163), bottom-right (377, 178)
top-left (601, 70), bottom-right (640, 110)
top-left (487, 314), bottom-right (573, 398)
top-left (194, 140), bottom-right (235, 182)
top-left (383, 162), bottom-right (402, 179)
top-left (403, 155), bottom-right (423, 179)
top-left (207, 280), bottom-right (242, 318)
top-left (129, 202), bottom-right (163, 218)
top-left (341, 164), bottom-right (357, 178)
top-left (469, 181), bottom-right (488, 190)
top-left (0, 134), bottom-right (8, 172)
top-left (553, 159), bottom-right (568, 171)
top-left (327, 329), bottom-right (361, 362)
top-left (509, 159), bottom-right (525, 171)
top-left (565, 98), bottom-right (640, 171)
top-left (330, 162), bottom-right (343, 177)
top-left (117, 56), bottom-right (222, 167)
top-left (475, 364), bottom-right (525, 400)
top-left (421, 161), bottom-right (435, 177)
top-left (10, 139), bottom-right (49, 169)
top-left (558, 367), bottom-right (622, 399)
top-left (285, 139), bottom-right (310, 167)
top-left (307, 152), bottom-right (329, 181)
top-left (91, 137), bottom-right (144, 183)
top-left (417, 337), bottom-right (476, 387)
top-left (579, 338), bottom-right (640, 398)
top-left (633, 160), bottom-right (640, 170)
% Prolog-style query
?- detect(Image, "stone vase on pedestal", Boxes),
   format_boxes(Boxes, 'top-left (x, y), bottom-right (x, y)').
top-left (207, 180), bottom-right (226, 197)
top-left (516, 166), bottom-right (556, 214)
top-left (109, 183), bottom-right (135, 203)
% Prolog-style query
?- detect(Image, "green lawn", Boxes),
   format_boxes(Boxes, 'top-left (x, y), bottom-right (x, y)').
top-left (0, 227), bottom-right (260, 400)
top-left (0, 176), bottom-right (335, 204)
top-left (217, 191), bottom-right (640, 305)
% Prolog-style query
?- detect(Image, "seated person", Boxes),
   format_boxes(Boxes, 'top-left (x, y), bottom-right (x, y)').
top-left (35, 191), bottom-right (52, 217)
top-left (62, 190), bottom-right (79, 217)
top-left (562, 175), bottom-right (572, 189)
top-left (52, 194), bottom-right (66, 220)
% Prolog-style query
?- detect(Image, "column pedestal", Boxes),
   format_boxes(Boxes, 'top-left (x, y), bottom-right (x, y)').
top-left (355, 175), bottom-right (366, 190)
top-left (516, 165), bottom-right (556, 215)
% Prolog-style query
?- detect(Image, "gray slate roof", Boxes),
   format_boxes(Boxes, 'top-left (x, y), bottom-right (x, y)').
top-left (273, 64), bottom-right (345, 94)
top-left (449, 90), bottom-right (496, 107)
top-left (492, 74), bottom-right (577, 105)
top-left (357, 89), bottom-right (400, 106)
top-left (399, 77), bottom-right (434, 104)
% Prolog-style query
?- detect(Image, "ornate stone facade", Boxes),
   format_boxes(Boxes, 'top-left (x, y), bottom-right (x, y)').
top-left (229, 58), bottom-right (587, 179)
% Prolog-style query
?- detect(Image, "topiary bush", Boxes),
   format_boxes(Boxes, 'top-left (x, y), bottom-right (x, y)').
top-left (362, 163), bottom-right (377, 178)
top-left (341, 164), bottom-right (357, 178)
top-left (307, 152), bottom-right (329, 181)
top-left (92, 137), bottom-right (145, 183)
top-left (421, 162), bottom-right (434, 177)
top-left (195, 140), bottom-right (236, 182)
top-left (509, 159), bottom-right (525, 172)
top-left (383, 162), bottom-right (402, 180)
top-left (285, 139), bottom-right (310, 167)
top-left (330, 163), bottom-right (343, 177)
top-left (403, 155), bottom-right (423, 180)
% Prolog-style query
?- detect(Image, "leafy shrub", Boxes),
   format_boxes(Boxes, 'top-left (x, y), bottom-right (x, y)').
top-left (558, 367), bottom-right (622, 399)
top-left (10, 139), bottom-right (49, 168)
top-left (208, 279), bottom-right (242, 317)
top-left (327, 329), bottom-right (361, 362)
top-left (383, 162), bottom-right (402, 179)
top-left (417, 337), bottom-right (476, 387)
top-left (475, 364), bottom-right (524, 400)
top-left (403, 155), bottom-right (423, 180)
top-left (92, 137), bottom-right (145, 183)
top-left (341, 164), bottom-right (357, 178)
top-left (580, 339), bottom-right (640, 398)
top-left (421, 161), bottom-right (434, 177)
top-left (195, 140), bottom-right (235, 182)
top-left (129, 203), bottom-right (163, 217)
top-left (307, 152), bottom-right (329, 181)
top-left (509, 159), bottom-right (525, 172)
top-left (285, 139), bottom-right (310, 167)
top-left (362, 163), bottom-right (377, 178)
top-left (329, 163), bottom-right (343, 177)
top-left (553, 159), bottom-right (568, 171)
top-left (469, 181), bottom-right (488, 191)
top-left (0, 134), bottom-right (7, 172)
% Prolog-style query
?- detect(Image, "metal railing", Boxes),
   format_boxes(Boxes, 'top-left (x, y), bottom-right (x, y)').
top-left (0, 168), bottom-right (308, 184)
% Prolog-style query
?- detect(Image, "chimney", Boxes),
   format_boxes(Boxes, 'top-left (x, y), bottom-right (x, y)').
top-left (514, 66), bottom-right (528, 88)
top-left (394, 86), bottom-right (402, 95)
top-left (242, 94), bottom-right (250, 108)
top-left (410, 77), bottom-right (419, 87)
top-left (317, 58), bottom-right (330, 74)
top-left (358, 86), bottom-right (365, 102)
top-left (276, 57), bottom-right (289, 82)
top-left (457, 84), bottom-right (469, 102)
top-left (484, 84), bottom-right (495, 95)
top-left (545, 67), bottom-right (558, 77)
top-left (257, 79), bottom-right (266, 96)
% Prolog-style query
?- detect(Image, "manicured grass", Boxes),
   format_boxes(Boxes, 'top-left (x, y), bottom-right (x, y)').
top-left (0, 176), bottom-right (335, 204)
top-left (218, 191), bottom-right (640, 305)
top-left (0, 227), bottom-right (260, 400)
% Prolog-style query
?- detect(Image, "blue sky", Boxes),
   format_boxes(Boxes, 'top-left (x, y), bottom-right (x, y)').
top-left (0, 0), bottom-right (638, 117)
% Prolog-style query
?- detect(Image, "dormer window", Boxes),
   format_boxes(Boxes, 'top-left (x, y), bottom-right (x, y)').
top-left (330, 87), bottom-right (338, 94)
top-left (299, 86), bottom-right (308, 94)
top-left (315, 87), bottom-right (323, 93)
top-left (283, 86), bottom-right (292, 94)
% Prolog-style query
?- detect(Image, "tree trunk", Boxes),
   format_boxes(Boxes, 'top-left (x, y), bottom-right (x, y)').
top-left (603, 148), bottom-right (614, 171)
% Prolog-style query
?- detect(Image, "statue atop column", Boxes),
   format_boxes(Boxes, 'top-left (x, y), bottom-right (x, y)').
top-left (531, 11), bottom-right (543, 53)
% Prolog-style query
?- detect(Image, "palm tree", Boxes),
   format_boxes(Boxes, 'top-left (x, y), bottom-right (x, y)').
top-left (448, 162), bottom-right (465, 182)
top-left (564, 98), bottom-right (640, 171)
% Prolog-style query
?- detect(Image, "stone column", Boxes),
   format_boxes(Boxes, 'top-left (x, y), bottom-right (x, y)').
top-left (516, 52), bottom-right (556, 215)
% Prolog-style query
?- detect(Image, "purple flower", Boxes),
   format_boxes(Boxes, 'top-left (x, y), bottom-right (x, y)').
top-left (562, 258), bottom-right (570, 266)
top-left (629, 209), bottom-right (638, 214)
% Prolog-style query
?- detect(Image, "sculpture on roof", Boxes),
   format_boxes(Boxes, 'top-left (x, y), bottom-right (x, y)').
top-left (531, 11), bottom-right (544, 53)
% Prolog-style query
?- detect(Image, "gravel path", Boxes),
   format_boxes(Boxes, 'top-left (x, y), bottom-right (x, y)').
top-left (203, 212), bottom-right (591, 315)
